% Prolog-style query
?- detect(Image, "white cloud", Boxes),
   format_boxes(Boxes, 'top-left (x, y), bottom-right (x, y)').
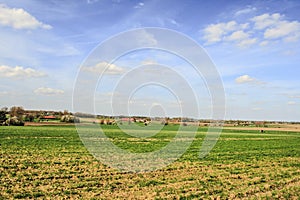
top-left (203, 21), bottom-right (249, 44)
top-left (225, 30), bottom-right (256, 47)
top-left (83, 61), bottom-right (126, 75)
top-left (264, 20), bottom-right (300, 41)
top-left (202, 12), bottom-right (300, 47)
top-left (34, 87), bottom-right (64, 95)
top-left (170, 19), bottom-right (179, 26)
top-left (203, 21), bottom-right (239, 43)
top-left (235, 6), bottom-right (257, 16)
top-left (226, 30), bottom-right (249, 41)
top-left (235, 74), bottom-right (265, 85)
top-left (259, 41), bottom-right (269, 46)
top-left (251, 13), bottom-right (300, 42)
top-left (251, 13), bottom-right (282, 30)
top-left (0, 65), bottom-right (46, 78)
top-left (235, 75), bottom-right (255, 84)
top-left (0, 4), bottom-right (52, 30)
top-left (237, 38), bottom-right (257, 47)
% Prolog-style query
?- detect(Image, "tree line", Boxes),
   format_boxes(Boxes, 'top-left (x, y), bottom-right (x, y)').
top-left (0, 106), bottom-right (80, 126)
top-left (0, 106), bottom-right (25, 126)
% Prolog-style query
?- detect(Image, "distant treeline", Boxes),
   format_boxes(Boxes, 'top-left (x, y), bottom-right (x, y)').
top-left (1, 106), bottom-right (299, 126)
top-left (0, 106), bottom-right (80, 126)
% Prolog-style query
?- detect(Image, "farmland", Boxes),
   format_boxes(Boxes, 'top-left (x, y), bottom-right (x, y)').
top-left (0, 125), bottom-right (300, 199)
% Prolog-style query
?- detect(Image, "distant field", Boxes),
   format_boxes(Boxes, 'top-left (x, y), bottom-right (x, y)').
top-left (0, 125), bottom-right (299, 199)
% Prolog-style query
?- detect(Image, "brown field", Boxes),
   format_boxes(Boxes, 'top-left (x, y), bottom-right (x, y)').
top-left (222, 125), bottom-right (300, 133)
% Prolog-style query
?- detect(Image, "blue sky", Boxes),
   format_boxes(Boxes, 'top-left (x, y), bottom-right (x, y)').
top-left (0, 0), bottom-right (299, 121)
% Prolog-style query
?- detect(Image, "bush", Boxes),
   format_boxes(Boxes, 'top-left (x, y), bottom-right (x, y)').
top-left (5, 117), bottom-right (25, 126)
top-left (24, 114), bottom-right (35, 122)
top-left (60, 115), bottom-right (80, 123)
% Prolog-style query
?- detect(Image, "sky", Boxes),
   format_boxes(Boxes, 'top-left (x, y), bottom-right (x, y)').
top-left (0, 0), bottom-right (299, 121)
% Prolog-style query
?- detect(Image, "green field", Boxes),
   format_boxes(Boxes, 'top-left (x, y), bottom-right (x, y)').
top-left (0, 125), bottom-right (299, 199)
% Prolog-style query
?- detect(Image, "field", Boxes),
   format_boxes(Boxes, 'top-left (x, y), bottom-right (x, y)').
top-left (0, 124), bottom-right (300, 199)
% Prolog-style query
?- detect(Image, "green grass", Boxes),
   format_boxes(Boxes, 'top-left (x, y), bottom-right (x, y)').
top-left (0, 125), bottom-right (299, 199)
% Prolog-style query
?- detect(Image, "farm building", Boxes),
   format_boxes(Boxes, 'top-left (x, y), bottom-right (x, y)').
top-left (41, 115), bottom-right (57, 121)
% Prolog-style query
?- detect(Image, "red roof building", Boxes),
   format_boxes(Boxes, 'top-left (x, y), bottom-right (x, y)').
top-left (42, 116), bottom-right (57, 120)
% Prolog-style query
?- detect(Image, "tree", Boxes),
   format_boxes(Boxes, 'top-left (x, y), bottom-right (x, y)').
top-left (5, 116), bottom-right (24, 126)
top-left (60, 115), bottom-right (80, 123)
top-left (1, 107), bottom-right (8, 112)
top-left (25, 114), bottom-right (35, 122)
top-left (0, 110), bottom-right (7, 122)
top-left (9, 106), bottom-right (25, 121)
top-left (63, 110), bottom-right (69, 115)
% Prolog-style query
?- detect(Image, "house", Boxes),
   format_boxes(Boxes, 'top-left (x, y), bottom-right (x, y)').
top-left (41, 115), bottom-right (57, 120)
top-left (120, 118), bottom-right (135, 122)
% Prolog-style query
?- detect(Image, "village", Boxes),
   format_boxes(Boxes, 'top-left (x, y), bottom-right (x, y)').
top-left (1, 106), bottom-right (299, 131)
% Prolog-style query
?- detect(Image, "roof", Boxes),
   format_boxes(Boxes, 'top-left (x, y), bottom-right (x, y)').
top-left (120, 118), bottom-right (134, 121)
top-left (42, 115), bottom-right (57, 119)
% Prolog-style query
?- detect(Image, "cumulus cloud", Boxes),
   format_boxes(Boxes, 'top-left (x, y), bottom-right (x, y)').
top-left (251, 13), bottom-right (282, 30)
top-left (225, 30), bottom-right (257, 47)
top-left (203, 21), bottom-right (241, 43)
top-left (83, 61), bottom-right (126, 75)
top-left (203, 21), bottom-right (253, 46)
top-left (0, 65), bottom-right (46, 78)
top-left (0, 4), bottom-right (52, 30)
top-left (34, 87), bottom-right (64, 95)
top-left (202, 12), bottom-right (300, 47)
top-left (235, 75), bottom-right (255, 84)
top-left (251, 13), bottom-right (300, 42)
top-left (259, 41), bottom-right (269, 46)
top-left (226, 30), bottom-right (249, 41)
top-left (235, 75), bottom-right (265, 85)
top-left (264, 21), bottom-right (300, 41)
top-left (237, 38), bottom-right (257, 47)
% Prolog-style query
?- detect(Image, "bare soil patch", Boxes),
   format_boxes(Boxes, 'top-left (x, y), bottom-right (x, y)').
top-left (222, 125), bottom-right (300, 132)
